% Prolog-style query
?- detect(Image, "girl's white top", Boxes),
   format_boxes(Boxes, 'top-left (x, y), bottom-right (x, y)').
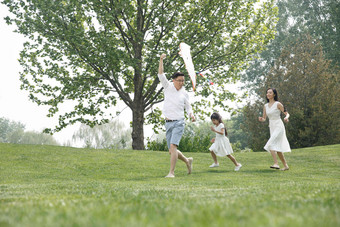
top-left (209, 123), bottom-right (233, 156)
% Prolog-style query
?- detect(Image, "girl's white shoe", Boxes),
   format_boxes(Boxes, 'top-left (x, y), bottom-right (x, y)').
top-left (209, 163), bottom-right (219, 168)
top-left (234, 164), bottom-right (242, 171)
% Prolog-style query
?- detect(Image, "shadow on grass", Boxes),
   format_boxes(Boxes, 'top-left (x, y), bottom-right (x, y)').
top-left (125, 174), bottom-right (170, 181)
top-left (239, 169), bottom-right (281, 173)
top-left (205, 169), bottom-right (230, 173)
top-left (106, 167), bottom-right (287, 181)
top-left (191, 168), bottom-right (283, 176)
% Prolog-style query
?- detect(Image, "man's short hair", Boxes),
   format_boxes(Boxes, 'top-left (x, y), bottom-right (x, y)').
top-left (172, 72), bottom-right (185, 79)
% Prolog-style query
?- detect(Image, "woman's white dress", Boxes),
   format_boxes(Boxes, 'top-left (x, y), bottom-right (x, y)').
top-left (209, 123), bottom-right (233, 156)
top-left (264, 102), bottom-right (291, 153)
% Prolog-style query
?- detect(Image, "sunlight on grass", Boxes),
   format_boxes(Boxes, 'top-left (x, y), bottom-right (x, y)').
top-left (0, 143), bottom-right (339, 226)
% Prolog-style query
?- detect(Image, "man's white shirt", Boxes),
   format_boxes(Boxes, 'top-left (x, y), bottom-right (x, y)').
top-left (158, 74), bottom-right (193, 120)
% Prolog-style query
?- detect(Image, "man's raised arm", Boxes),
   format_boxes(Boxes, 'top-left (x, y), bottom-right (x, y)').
top-left (158, 54), bottom-right (169, 88)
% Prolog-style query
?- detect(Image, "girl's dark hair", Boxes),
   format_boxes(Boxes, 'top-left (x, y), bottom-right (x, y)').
top-left (172, 72), bottom-right (185, 79)
top-left (210, 112), bottom-right (228, 136)
top-left (266, 88), bottom-right (287, 112)
top-left (266, 88), bottom-right (279, 102)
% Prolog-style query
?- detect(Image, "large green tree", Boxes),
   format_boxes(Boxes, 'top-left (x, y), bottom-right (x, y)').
top-left (243, 35), bottom-right (340, 150)
top-left (242, 0), bottom-right (340, 93)
top-left (265, 35), bottom-right (340, 147)
top-left (2, 0), bottom-right (277, 149)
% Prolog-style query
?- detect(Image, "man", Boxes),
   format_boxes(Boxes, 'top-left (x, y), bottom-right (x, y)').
top-left (158, 53), bottom-right (196, 178)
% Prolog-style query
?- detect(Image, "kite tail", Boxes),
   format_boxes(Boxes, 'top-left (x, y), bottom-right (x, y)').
top-left (197, 72), bottom-right (214, 85)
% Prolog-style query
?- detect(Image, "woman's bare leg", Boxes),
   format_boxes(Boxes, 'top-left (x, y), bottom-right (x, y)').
top-left (270, 150), bottom-right (279, 165)
top-left (277, 152), bottom-right (289, 168)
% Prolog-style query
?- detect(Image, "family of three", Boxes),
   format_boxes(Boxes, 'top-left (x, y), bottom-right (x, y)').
top-left (158, 54), bottom-right (291, 178)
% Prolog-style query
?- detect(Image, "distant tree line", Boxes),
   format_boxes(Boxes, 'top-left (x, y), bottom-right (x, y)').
top-left (72, 120), bottom-right (132, 149)
top-left (0, 117), bottom-right (59, 145)
top-left (0, 117), bottom-right (132, 149)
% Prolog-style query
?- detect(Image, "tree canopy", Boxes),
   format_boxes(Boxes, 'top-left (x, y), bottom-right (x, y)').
top-left (243, 35), bottom-right (340, 150)
top-left (242, 0), bottom-right (340, 92)
top-left (2, 0), bottom-right (278, 149)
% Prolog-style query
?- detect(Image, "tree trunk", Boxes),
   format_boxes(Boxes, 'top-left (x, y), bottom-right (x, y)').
top-left (131, 43), bottom-right (145, 150)
top-left (131, 104), bottom-right (145, 150)
top-left (131, 5), bottom-right (145, 150)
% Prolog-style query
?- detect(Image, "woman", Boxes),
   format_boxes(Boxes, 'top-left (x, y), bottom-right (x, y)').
top-left (259, 88), bottom-right (291, 171)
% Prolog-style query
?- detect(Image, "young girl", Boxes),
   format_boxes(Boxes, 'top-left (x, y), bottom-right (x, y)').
top-left (209, 112), bottom-right (242, 171)
top-left (259, 88), bottom-right (291, 171)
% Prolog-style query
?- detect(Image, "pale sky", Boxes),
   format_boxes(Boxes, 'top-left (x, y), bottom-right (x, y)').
top-left (0, 4), bottom-right (245, 147)
top-left (0, 5), bottom-right (134, 146)
top-left (0, 5), bottom-right (72, 145)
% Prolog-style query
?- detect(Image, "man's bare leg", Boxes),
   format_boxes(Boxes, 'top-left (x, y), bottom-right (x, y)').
top-left (178, 150), bottom-right (193, 174)
top-left (165, 144), bottom-right (178, 177)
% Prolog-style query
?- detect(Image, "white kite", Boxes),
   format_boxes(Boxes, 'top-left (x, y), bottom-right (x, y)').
top-left (179, 42), bottom-right (196, 91)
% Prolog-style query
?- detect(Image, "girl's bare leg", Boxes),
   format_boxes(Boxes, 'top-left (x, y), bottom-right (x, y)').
top-left (227, 155), bottom-right (239, 166)
top-left (210, 151), bottom-right (218, 164)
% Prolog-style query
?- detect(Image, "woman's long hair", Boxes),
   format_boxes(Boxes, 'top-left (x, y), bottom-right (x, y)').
top-left (266, 88), bottom-right (279, 102)
top-left (210, 112), bottom-right (228, 136)
top-left (266, 88), bottom-right (287, 112)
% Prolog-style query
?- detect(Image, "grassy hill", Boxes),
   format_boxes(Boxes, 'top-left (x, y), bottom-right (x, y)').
top-left (0, 143), bottom-right (339, 227)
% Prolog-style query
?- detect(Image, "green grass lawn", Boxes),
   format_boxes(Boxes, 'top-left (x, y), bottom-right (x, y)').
top-left (0, 143), bottom-right (339, 227)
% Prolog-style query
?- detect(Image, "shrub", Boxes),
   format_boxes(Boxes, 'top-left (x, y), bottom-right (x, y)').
top-left (147, 121), bottom-right (249, 153)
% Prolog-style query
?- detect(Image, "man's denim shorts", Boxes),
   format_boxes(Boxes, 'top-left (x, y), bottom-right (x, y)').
top-left (165, 119), bottom-right (185, 149)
